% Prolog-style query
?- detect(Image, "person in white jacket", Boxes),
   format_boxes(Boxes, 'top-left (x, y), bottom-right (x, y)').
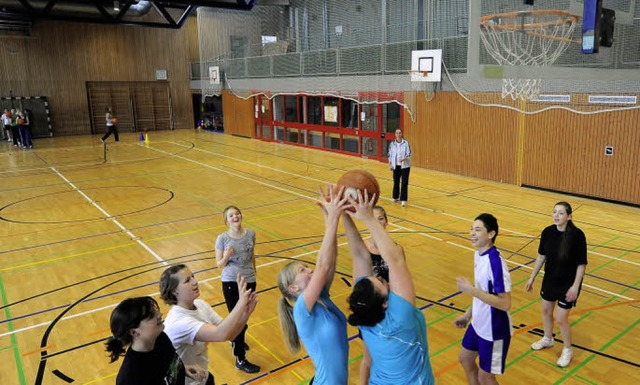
top-left (387, 129), bottom-right (411, 206)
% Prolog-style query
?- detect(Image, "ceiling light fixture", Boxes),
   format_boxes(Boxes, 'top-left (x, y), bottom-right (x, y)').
top-left (113, 1), bottom-right (120, 11)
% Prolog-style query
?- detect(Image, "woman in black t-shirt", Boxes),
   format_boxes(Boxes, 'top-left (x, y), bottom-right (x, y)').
top-left (105, 296), bottom-right (207, 385)
top-left (525, 202), bottom-right (587, 368)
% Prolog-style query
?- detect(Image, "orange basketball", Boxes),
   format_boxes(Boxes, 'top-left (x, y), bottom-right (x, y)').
top-left (112, 117), bottom-right (118, 125)
top-left (336, 169), bottom-right (380, 207)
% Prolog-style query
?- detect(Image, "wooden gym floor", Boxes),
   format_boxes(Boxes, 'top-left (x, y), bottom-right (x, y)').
top-left (0, 130), bottom-right (638, 385)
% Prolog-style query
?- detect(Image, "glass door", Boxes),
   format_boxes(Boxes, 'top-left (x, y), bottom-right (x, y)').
top-left (255, 96), bottom-right (273, 140)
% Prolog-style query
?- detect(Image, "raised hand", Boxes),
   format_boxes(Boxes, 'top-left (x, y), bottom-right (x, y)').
top-left (317, 184), bottom-right (349, 218)
top-left (345, 188), bottom-right (376, 222)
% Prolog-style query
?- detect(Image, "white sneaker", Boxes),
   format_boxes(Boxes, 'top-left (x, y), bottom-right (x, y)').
top-left (531, 337), bottom-right (554, 351)
top-left (401, 201), bottom-right (407, 207)
top-left (557, 347), bottom-right (573, 368)
top-left (392, 198), bottom-right (399, 202)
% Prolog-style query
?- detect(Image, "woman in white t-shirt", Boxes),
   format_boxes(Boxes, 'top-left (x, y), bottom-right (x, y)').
top-left (1, 109), bottom-right (11, 142)
top-left (160, 265), bottom-right (258, 385)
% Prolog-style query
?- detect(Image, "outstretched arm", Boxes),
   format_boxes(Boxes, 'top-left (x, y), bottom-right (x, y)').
top-left (195, 274), bottom-right (258, 342)
top-left (302, 185), bottom-right (348, 312)
top-left (347, 190), bottom-right (415, 305)
top-left (342, 213), bottom-right (373, 279)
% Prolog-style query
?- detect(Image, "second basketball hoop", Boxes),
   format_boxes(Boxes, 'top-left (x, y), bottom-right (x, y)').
top-left (410, 49), bottom-right (442, 82)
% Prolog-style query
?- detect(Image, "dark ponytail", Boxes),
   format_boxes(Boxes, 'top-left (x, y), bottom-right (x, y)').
top-left (105, 296), bottom-right (160, 363)
top-left (555, 202), bottom-right (576, 262)
top-left (347, 279), bottom-right (387, 327)
top-left (105, 336), bottom-right (126, 363)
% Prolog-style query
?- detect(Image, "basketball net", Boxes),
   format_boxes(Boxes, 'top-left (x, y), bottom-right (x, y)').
top-left (409, 71), bottom-right (435, 103)
top-left (479, 10), bottom-right (578, 101)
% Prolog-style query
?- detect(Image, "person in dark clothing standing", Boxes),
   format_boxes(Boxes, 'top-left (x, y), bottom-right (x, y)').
top-left (525, 201), bottom-right (588, 368)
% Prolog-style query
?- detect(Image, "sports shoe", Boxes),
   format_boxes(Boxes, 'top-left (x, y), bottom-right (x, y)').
top-left (236, 358), bottom-right (260, 373)
top-left (100, 138), bottom-right (105, 143)
top-left (531, 337), bottom-right (554, 351)
top-left (392, 198), bottom-right (399, 202)
top-left (557, 347), bottom-right (573, 368)
top-left (401, 201), bottom-right (407, 207)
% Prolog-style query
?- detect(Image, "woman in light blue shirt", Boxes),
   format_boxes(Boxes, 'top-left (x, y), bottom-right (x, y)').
top-left (344, 190), bottom-right (434, 385)
top-left (277, 185), bottom-right (350, 385)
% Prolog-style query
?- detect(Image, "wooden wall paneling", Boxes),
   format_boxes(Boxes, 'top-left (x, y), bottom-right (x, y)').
top-left (522, 103), bottom-right (640, 205)
top-left (404, 91), bottom-right (519, 184)
top-left (152, 85), bottom-right (171, 131)
top-left (1, 18), bottom-right (198, 136)
top-left (87, 86), bottom-right (110, 135)
top-left (88, 82), bottom-right (171, 134)
top-left (401, 90), bottom-right (639, 205)
top-left (113, 87), bottom-right (132, 132)
top-left (134, 86), bottom-right (154, 132)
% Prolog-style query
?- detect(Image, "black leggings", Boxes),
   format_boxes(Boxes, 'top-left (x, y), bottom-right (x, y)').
top-left (392, 166), bottom-right (410, 201)
top-left (102, 125), bottom-right (119, 142)
top-left (222, 280), bottom-right (257, 359)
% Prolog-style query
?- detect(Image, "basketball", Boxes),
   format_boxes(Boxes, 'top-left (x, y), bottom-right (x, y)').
top-left (336, 169), bottom-right (380, 206)
top-left (112, 117), bottom-right (118, 125)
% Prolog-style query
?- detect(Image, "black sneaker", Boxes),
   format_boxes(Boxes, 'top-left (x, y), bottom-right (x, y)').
top-left (235, 358), bottom-right (260, 373)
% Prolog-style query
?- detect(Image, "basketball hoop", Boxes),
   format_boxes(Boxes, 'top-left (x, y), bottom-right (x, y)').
top-left (408, 70), bottom-right (435, 103)
top-left (480, 10), bottom-right (579, 101)
top-left (409, 70), bottom-right (430, 82)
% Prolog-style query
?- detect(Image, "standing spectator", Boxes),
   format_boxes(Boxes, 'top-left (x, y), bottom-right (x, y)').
top-left (214, 205), bottom-right (260, 373)
top-left (387, 129), bottom-right (411, 207)
top-left (10, 109), bottom-right (20, 147)
top-left (454, 213), bottom-right (512, 385)
top-left (525, 201), bottom-right (587, 368)
top-left (102, 106), bottom-right (119, 143)
top-left (1, 109), bottom-right (11, 141)
top-left (24, 108), bottom-right (34, 141)
top-left (17, 110), bottom-right (32, 148)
